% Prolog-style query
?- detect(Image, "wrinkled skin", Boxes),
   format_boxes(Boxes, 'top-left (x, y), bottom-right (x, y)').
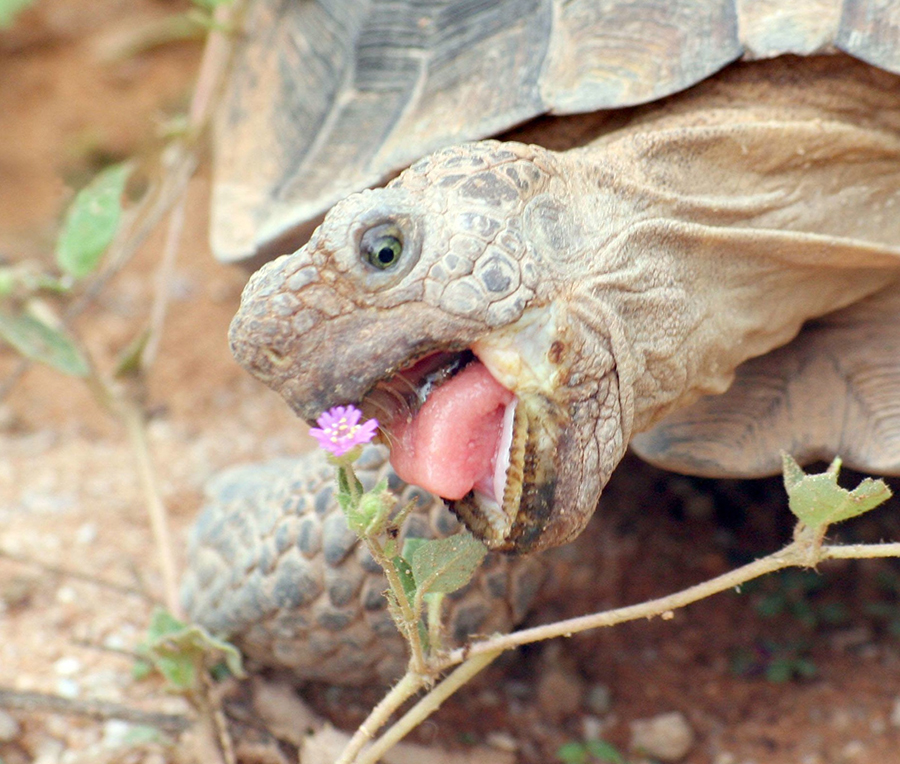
top-left (230, 65), bottom-right (900, 554)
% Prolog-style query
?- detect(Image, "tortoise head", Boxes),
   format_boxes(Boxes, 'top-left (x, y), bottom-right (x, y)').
top-left (230, 141), bottom-right (627, 553)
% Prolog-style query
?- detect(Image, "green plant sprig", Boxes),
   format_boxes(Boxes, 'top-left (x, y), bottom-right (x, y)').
top-left (310, 407), bottom-right (489, 671)
top-left (308, 407), bottom-right (493, 763)
top-left (322, 439), bottom-right (896, 764)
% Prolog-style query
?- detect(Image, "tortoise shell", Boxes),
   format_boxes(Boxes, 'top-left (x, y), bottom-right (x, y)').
top-left (210, 0), bottom-right (900, 263)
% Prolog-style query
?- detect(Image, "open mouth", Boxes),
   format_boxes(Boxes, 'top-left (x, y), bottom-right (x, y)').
top-left (358, 349), bottom-right (560, 551)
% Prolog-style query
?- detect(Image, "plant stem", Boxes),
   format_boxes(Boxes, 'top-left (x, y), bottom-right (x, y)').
top-left (143, 196), bottom-right (186, 368)
top-left (821, 542), bottom-right (900, 559)
top-left (426, 593), bottom-right (444, 653)
top-left (443, 539), bottom-right (823, 666)
top-left (335, 672), bottom-right (426, 764)
top-left (0, 547), bottom-right (147, 599)
top-left (355, 650), bottom-right (501, 764)
top-left (341, 464), bottom-right (364, 507)
top-left (434, 540), bottom-right (900, 669)
top-left (366, 535), bottom-right (427, 673)
top-left (0, 687), bottom-right (189, 731)
top-left (121, 398), bottom-right (181, 616)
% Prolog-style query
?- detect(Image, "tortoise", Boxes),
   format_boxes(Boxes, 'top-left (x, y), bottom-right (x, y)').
top-left (183, 0), bottom-right (900, 684)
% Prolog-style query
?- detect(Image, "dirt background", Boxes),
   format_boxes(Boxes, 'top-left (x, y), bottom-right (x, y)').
top-left (3, 2), bottom-right (900, 763)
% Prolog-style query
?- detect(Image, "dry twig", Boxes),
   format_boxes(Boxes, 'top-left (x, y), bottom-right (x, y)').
top-left (0, 687), bottom-right (190, 732)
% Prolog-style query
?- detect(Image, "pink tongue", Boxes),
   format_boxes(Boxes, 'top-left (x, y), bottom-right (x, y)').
top-left (388, 361), bottom-right (514, 500)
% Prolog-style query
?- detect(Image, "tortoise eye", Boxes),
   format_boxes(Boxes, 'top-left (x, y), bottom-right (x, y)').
top-left (361, 224), bottom-right (404, 270)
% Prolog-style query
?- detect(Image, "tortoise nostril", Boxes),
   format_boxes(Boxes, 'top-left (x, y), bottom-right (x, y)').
top-left (262, 347), bottom-right (293, 369)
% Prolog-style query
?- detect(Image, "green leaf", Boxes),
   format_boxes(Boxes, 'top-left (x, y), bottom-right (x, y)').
top-left (152, 653), bottom-right (196, 690)
top-left (391, 555), bottom-right (417, 607)
top-left (0, 310), bottom-right (89, 376)
top-left (146, 608), bottom-right (186, 641)
top-left (0, 268), bottom-right (15, 296)
top-left (410, 532), bottom-right (488, 597)
top-left (585, 739), bottom-right (625, 763)
top-left (140, 607), bottom-right (244, 691)
top-left (782, 452), bottom-right (892, 531)
top-left (781, 451), bottom-right (808, 494)
top-left (556, 742), bottom-right (588, 764)
top-left (400, 536), bottom-right (428, 562)
top-left (56, 163), bottom-right (132, 279)
top-left (0, 0), bottom-right (34, 28)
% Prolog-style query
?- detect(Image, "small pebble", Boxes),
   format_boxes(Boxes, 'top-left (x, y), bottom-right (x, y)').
top-left (0, 709), bottom-right (20, 742)
top-left (103, 633), bottom-right (127, 651)
top-left (33, 739), bottom-right (65, 764)
top-left (53, 656), bottom-right (81, 676)
top-left (56, 678), bottom-right (80, 699)
top-left (102, 623), bottom-right (137, 651)
top-left (18, 489), bottom-right (75, 514)
top-left (55, 585), bottom-right (77, 604)
top-left (582, 715), bottom-right (609, 742)
top-left (630, 711), bottom-right (694, 761)
top-left (486, 731), bottom-right (518, 752)
top-left (102, 719), bottom-right (132, 748)
top-left (75, 522), bottom-right (97, 545)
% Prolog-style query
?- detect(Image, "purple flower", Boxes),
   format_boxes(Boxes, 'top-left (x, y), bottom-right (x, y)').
top-left (309, 405), bottom-right (379, 457)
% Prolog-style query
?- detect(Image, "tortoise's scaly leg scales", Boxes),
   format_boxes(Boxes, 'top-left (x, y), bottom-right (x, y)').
top-left (181, 446), bottom-right (545, 685)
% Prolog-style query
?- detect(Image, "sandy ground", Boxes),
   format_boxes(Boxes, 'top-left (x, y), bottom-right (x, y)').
top-left (3, 2), bottom-right (900, 763)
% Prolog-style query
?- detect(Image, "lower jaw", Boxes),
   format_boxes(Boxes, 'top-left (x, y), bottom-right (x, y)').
top-left (449, 391), bottom-right (564, 553)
